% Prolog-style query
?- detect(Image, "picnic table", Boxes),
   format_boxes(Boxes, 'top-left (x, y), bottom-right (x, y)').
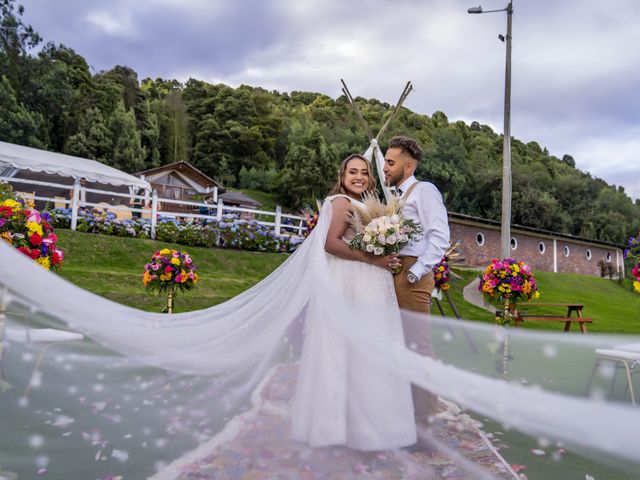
top-left (513, 303), bottom-right (592, 333)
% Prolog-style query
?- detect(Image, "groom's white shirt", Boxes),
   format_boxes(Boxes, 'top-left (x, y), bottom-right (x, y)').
top-left (397, 175), bottom-right (450, 280)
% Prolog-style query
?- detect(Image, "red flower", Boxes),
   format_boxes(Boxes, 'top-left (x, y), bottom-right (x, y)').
top-left (52, 249), bottom-right (64, 265)
top-left (164, 265), bottom-right (173, 273)
top-left (17, 246), bottom-right (31, 257)
top-left (29, 233), bottom-right (43, 246)
top-left (0, 206), bottom-right (13, 217)
top-left (29, 249), bottom-right (41, 259)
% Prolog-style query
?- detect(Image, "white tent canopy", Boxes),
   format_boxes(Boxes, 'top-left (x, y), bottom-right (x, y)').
top-left (0, 141), bottom-right (151, 191)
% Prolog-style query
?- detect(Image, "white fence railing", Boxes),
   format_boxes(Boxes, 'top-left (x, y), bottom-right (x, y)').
top-left (1, 176), bottom-right (306, 240)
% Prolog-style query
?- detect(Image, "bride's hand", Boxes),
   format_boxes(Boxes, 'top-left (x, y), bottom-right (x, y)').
top-left (371, 253), bottom-right (401, 272)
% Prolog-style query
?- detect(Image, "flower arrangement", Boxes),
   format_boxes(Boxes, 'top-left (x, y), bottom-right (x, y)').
top-left (300, 200), bottom-right (322, 238)
top-left (433, 241), bottom-right (464, 293)
top-left (624, 232), bottom-right (640, 294)
top-left (0, 192), bottom-right (64, 271)
top-left (479, 258), bottom-right (539, 325)
top-left (349, 194), bottom-right (422, 264)
top-left (433, 257), bottom-right (450, 291)
top-left (143, 248), bottom-right (199, 313)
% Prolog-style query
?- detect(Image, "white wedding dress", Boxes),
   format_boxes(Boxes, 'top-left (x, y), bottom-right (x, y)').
top-left (291, 195), bottom-right (417, 450)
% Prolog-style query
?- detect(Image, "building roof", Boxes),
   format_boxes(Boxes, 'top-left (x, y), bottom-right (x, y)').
top-left (448, 211), bottom-right (624, 250)
top-left (219, 191), bottom-right (261, 207)
top-left (0, 141), bottom-right (151, 190)
top-left (137, 161), bottom-right (221, 189)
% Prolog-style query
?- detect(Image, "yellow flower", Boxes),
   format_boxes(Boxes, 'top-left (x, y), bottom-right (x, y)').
top-left (634, 281), bottom-right (640, 294)
top-left (1, 199), bottom-right (21, 210)
top-left (171, 257), bottom-right (181, 266)
top-left (36, 257), bottom-right (51, 270)
top-left (26, 221), bottom-right (43, 236)
top-left (438, 266), bottom-right (445, 272)
top-left (160, 248), bottom-right (171, 255)
top-left (193, 273), bottom-right (199, 284)
top-left (1, 232), bottom-right (12, 244)
top-left (159, 272), bottom-right (172, 281)
top-left (534, 291), bottom-right (541, 299)
top-left (143, 271), bottom-right (152, 286)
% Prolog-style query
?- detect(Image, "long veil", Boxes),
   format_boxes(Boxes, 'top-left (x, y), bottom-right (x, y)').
top-left (1, 199), bottom-right (640, 479)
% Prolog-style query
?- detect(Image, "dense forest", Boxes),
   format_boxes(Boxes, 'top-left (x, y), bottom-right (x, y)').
top-left (1, 0), bottom-right (639, 243)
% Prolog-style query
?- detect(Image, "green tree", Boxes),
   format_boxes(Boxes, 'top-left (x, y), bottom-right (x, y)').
top-left (278, 120), bottom-right (337, 208)
top-left (65, 106), bottom-right (112, 162)
top-left (0, 0), bottom-right (41, 95)
top-left (0, 74), bottom-right (45, 147)
top-left (109, 101), bottom-right (146, 172)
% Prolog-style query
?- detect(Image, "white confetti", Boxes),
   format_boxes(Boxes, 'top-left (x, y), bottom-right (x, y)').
top-left (111, 449), bottom-right (129, 462)
top-left (29, 434), bottom-right (44, 449)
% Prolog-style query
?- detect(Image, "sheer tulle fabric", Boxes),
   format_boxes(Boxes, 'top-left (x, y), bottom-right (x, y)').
top-left (1, 199), bottom-right (640, 479)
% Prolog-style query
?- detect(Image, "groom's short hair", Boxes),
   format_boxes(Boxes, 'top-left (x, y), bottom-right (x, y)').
top-left (388, 136), bottom-right (422, 163)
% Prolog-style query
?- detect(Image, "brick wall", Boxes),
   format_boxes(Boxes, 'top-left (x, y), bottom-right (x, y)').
top-left (449, 218), bottom-right (622, 276)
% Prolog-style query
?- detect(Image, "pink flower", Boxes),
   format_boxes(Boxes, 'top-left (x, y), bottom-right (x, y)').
top-left (27, 211), bottom-right (42, 223)
top-left (42, 232), bottom-right (58, 245)
top-left (164, 265), bottom-right (172, 273)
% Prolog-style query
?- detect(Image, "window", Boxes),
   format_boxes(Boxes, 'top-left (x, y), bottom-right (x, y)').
top-left (476, 233), bottom-right (485, 246)
top-left (606, 252), bottom-right (612, 262)
top-left (538, 242), bottom-right (546, 254)
top-left (510, 237), bottom-right (518, 251)
top-left (563, 245), bottom-right (570, 257)
top-left (586, 249), bottom-right (592, 260)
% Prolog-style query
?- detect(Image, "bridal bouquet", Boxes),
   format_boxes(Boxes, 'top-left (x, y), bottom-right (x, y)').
top-left (143, 248), bottom-right (199, 313)
top-left (0, 192), bottom-right (64, 271)
top-left (479, 258), bottom-right (539, 325)
top-left (349, 194), bottom-right (422, 261)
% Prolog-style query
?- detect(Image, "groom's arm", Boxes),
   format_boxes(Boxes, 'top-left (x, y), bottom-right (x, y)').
top-left (409, 183), bottom-right (450, 280)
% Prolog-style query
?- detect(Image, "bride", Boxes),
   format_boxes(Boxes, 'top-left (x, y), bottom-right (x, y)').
top-left (291, 153), bottom-right (417, 450)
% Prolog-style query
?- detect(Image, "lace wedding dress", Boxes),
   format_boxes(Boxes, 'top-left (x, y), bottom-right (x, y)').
top-left (290, 195), bottom-right (416, 450)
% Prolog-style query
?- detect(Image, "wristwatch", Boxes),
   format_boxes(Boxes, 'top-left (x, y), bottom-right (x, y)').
top-left (407, 273), bottom-right (418, 284)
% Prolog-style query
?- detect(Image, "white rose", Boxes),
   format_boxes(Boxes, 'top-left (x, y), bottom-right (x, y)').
top-left (390, 214), bottom-right (400, 224)
top-left (399, 234), bottom-right (409, 242)
top-left (363, 233), bottom-right (372, 243)
top-left (386, 234), bottom-right (397, 245)
top-left (366, 244), bottom-right (375, 252)
top-left (374, 247), bottom-right (384, 255)
top-left (377, 234), bottom-right (387, 245)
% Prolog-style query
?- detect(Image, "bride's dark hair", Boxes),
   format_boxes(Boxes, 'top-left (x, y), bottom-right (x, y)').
top-left (329, 154), bottom-right (378, 196)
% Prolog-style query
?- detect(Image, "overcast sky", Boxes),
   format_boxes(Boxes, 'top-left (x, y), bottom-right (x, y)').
top-left (19, 0), bottom-right (640, 200)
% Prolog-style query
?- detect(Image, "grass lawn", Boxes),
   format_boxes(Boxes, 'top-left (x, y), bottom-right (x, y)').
top-left (234, 188), bottom-right (282, 212)
top-left (438, 268), bottom-right (640, 334)
top-left (55, 230), bottom-right (287, 313)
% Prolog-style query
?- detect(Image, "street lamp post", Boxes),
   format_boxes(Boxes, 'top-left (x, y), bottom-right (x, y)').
top-left (468, 1), bottom-right (514, 259)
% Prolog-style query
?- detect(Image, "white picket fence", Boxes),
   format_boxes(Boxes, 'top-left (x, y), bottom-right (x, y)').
top-left (1, 176), bottom-right (306, 239)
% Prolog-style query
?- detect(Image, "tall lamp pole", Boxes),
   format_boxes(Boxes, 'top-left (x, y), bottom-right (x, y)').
top-left (468, 1), bottom-right (513, 259)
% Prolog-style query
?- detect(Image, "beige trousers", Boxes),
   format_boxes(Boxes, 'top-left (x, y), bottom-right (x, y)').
top-left (393, 256), bottom-right (438, 427)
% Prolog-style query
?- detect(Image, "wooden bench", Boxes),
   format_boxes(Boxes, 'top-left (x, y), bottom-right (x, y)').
top-left (514, 303), bottom-right (592, 334)
top-left (514, 314), bottom-right (593, 333)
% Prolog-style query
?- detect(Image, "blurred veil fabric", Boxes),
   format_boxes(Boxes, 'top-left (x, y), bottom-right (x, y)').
top-left (1, 199), bottom-right (640, 479)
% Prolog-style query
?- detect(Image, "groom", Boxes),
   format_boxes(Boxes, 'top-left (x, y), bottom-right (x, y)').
top-left (383, 136), bottom-right (450, 437)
